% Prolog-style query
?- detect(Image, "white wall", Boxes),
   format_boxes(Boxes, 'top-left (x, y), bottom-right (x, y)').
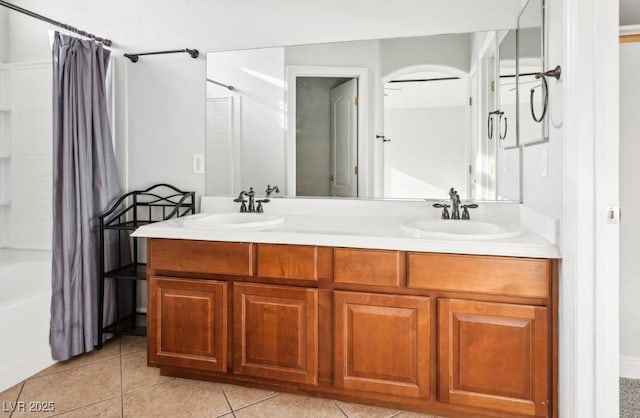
top-left (381, 34), bottom-right (472, 77)
top-left (620, 41), bottom-right (640, 373)
top-left (0, 8), bottom-right (8, 62)
top-left (10, 63), bottom-right (52, 250)
top-left (384, 107), bottom-right (467, 199)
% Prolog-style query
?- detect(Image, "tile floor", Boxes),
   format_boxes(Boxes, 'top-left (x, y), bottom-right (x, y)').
top-left (0, 336), bottom-right (444, 418)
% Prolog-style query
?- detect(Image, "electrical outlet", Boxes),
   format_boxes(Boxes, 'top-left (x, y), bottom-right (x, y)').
top-left (193, 154), bottom-right (205, 174)
top-left (541, 149), bottom-right (548, 177)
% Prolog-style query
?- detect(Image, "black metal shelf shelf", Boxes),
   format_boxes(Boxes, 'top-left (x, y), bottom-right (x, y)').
top-left (103, 312), bottom-right (147, 337)
top-left (104, 263), bottom-right (147, 281)
top-left (97, 184), bottom-right (195, 349)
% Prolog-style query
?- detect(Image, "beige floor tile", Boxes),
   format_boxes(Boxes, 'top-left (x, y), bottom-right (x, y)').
top-left (235, 393), bottom-right (345, 418)
top-left (53, 397), bottom-right (121, 418)
top-left (121, 351), bottom-right (169, 393)
top-left (33, 338), bottom-right (121, 378)
top-left (121, 336), bottom-right (146, 355)
top-left (0, 382), bottom-right (24, 418)
top-left (15, 357), bottom-right (121, 417)
top-left (220, 383), bottom-right (277, 410)
top-left (335, 400), bottom-right (398, 418)
top-left (123, 378), bottom-right (231, 418)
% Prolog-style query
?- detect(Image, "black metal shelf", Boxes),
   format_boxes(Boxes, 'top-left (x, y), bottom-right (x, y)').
top-left (102, 220), bottom-right (154, 231)
top-left (103, 312), bottom-right (147, 337)
top-left (97, 184), bottom-right (195, 349)
top-left (104, 263), bottom-right (147, 281)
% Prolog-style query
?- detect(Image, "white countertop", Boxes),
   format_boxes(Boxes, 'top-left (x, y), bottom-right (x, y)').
top-left (131, 197), bottom-right (561, 259)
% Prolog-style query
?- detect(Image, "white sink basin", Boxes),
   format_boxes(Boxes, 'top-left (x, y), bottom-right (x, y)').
top-left (182, 213), bottom-right (285, 230)
top-left (401, 219), bottom-right (522, 241)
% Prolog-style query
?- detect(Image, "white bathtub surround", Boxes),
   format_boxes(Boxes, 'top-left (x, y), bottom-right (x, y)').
top-left (0, 249), bottom-right (54, 393)
top-left (133, 196), bottom-right (560, 259)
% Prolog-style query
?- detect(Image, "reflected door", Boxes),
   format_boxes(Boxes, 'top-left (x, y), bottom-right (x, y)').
top-left (330, 79), bottom-right (358, 197)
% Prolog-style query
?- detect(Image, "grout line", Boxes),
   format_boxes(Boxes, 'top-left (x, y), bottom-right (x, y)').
top-left (9, 380), bottom-right (25, 418)
top-left (29, 339), bottom-right (122, 381)
top-left (231, 393), bottom-right (282, 414)
top-left (230, 392), bottom-right (280, 412)
top-left (119, 337), bottom-right (124, 418)
top-left (333, 400), bottom-right (349, 418)
top-left (121, 379), bottom-right (172, 396)
top-left (218, 384), bottom-right (237, 418)
top-left (47, 395), bottom-right (121, 417)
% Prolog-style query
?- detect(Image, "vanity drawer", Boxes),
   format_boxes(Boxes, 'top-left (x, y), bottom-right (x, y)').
top-left (149, 239), bottom-right (253, 276)
top-left (407, 253), bottom-right (550, 299)
top-left (257, 244), bottom-right (331, 281)
top-left (334, 248), bottom-right (405, 287)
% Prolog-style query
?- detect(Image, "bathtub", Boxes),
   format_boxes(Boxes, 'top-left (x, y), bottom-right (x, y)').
top-left (0, 249), bottom-right (55, 392)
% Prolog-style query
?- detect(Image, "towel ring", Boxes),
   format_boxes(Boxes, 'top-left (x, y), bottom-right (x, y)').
top-left (530, 65), bottom-right (562, 123)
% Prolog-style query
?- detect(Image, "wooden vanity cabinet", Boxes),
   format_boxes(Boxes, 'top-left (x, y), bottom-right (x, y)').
top-left (233, 282), bottom-right (319, 385)
top-left (334, 291), bottom-right (432, 399)
top-left (146, 239), bottom-right (557, 418)
top-left (438, 299), bottom-right (550, 417)
top-left (148, 276), bottom-right (227, 372)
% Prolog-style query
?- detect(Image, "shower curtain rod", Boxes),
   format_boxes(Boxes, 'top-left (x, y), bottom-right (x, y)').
top-left (0, 0), bottom-right (112, 46)
top-left (207, 78), bottom-right (234, 91)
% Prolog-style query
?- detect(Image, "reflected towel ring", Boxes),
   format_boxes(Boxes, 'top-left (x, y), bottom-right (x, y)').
top-left (530, 65), bottom-right (562, 123)
top-left (499, 113), bottom-right (508, 140)
top-left (487, 110), bottom-right (503, 140)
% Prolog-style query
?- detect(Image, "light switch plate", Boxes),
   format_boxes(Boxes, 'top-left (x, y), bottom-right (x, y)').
top-left (193, 154), bottom-right (205, 174)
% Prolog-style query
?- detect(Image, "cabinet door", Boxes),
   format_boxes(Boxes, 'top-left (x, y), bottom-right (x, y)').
top-left (234, 283), bottom-right (318, 385)
top-left (334, 291), bottom-right (431, 399)
top-left (438, 299), bottom-right (549, 417)
top-left (148, 276), bottom-right (227, 372)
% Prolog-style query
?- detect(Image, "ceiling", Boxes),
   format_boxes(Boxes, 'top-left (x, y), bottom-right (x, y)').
top-left (621, 0), bottom-right (640, 26)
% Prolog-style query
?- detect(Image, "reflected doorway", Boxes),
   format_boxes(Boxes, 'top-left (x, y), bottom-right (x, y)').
top-left (295, 76), bottom-right (359, 197)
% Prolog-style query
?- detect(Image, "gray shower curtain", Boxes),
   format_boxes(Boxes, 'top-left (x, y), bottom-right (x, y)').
top-left (50, 32), bottom-right (123, 361)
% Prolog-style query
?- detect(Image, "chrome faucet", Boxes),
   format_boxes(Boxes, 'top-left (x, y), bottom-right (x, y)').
top-left (432, 187), bottom-right (478, 220)
top-left (449, 188), bottom-right (461, 220)
top-left (266, 185), bottom-right (280, 197)
top-left (246, 187), bottom-right (256, 213)
top-left (234, 185), bottom-right (279, 213)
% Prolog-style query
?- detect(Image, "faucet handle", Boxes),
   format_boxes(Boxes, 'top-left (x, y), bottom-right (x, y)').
top-left (433, 203), bottom-right (451, 220)
top-left (256, 198), bottom-right (270, 213)
top-left (461, 204), bottom-right (479, 220)
top-left (233, 191), bottom-right (248, 212)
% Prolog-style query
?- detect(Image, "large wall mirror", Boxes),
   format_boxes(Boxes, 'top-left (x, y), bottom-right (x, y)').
top-left (205, 2), bottom-right (544, 202)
